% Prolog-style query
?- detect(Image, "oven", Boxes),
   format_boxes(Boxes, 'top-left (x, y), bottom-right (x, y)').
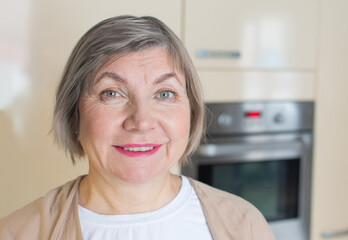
top-left (182, 101), bottom-right (314, 240)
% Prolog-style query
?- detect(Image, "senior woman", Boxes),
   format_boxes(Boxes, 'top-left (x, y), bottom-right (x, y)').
top-left (0, 16), bottom-right (275, 239)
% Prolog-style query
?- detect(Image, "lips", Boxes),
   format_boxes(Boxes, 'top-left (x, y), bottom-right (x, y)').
top-left (113, 144), bottom-right (161, 157)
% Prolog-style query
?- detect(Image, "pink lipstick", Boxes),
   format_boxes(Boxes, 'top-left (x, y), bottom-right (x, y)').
top-left (113, 144), bottom-right (161, 157)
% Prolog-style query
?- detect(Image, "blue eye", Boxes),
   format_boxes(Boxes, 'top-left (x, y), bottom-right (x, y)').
top-left (157, 90), bottom-right (174, 99)
top-left (101, 90), bottom-right (121, 100)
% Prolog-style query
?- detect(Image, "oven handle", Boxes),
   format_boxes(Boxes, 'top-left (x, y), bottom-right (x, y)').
top-left (195, 141), bottom-right (303, 161)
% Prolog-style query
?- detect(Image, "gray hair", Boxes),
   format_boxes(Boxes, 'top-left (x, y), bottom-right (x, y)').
top-left (52, 15), bottom-right (205, 164)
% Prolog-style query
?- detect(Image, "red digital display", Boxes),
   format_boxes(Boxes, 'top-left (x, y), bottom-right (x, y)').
top-left (245, 111), bottom-right (261, 118)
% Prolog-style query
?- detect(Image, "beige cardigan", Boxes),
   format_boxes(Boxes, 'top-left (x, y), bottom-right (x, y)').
top-left (0, 176), bottom-right (275, 240)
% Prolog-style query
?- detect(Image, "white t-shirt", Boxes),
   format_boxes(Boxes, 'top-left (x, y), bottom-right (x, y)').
top-left (78, 176), bottom-right (213, 240)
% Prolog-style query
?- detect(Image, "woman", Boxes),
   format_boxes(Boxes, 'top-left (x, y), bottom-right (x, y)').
top-left (0, 16), bottom-right (275, 239)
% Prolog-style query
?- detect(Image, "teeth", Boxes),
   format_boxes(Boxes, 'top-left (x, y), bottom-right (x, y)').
top-left (123, 146), bottom-right (154, 152)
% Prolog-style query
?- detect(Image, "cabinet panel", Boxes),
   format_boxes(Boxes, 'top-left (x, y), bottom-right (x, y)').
top-left (311, 0), bottom-right (348, 239)
top-left (199, 71), bottom-right (314, 102)
top-left (185, 0), bottom-right (319, 70)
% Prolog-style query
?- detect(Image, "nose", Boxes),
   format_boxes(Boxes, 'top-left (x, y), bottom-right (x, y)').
top-left (123, 102), bottom-right (157, 132)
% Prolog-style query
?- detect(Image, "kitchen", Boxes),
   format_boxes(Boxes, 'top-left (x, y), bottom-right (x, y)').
top-left (0, 0), bottom-right (347, 239)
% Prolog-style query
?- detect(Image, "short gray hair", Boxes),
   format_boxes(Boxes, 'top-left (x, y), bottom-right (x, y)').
top-left (52, 15), bottom-right (205, 164)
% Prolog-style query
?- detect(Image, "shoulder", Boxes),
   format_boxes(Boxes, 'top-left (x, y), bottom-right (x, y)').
top-left (187, 177), bottom-right (275, 240)
top-left (0, 176), bottom-right (83, 239)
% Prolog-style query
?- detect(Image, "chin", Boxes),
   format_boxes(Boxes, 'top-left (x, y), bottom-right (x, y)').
top-left (113, 167), bottom-right (166, 184)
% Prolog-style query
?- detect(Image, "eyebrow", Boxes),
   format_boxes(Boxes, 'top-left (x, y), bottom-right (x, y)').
top-left (154, 72), bottom-right (182, 86)
top-left (95, 71), bottom-right (182, 86)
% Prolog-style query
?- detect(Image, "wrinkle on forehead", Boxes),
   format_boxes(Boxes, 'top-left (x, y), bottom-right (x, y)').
top-left (94, 48), bottom-right (184, 87)
top-left (84, 47), bottom-right (183, 91)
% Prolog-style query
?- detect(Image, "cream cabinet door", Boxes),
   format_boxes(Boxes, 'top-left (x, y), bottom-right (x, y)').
top-left (0, 0), bottom-right (182, 218)
top-left (184, 0), bottom-right (319, 70)
top-left (311, 0), bottom-right (348, 239)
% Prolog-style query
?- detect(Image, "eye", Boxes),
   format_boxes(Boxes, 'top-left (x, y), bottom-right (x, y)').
top-left (101, 89), bottom-right (121, 100)
top-left (156, 90), bottom-right (175, 100)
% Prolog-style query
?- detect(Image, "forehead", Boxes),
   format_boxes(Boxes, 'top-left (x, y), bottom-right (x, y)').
top-left (104, 48), bottom-right (172, 71)
top-left (89, 47), bottom-right (185, 87)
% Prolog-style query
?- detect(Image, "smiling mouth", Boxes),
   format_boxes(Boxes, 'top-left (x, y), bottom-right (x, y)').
top-left (113, 144), bottom-right (161, 157)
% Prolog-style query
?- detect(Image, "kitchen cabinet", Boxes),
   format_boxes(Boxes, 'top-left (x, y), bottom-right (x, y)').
top-left (184, 0), bottom-right (319, 70)
top-left (311, 0), bottom-right (348, 239)
top-left (0, 0), bottom-right (182, 218)
top-left (184, 0), bottom-right (319, 102)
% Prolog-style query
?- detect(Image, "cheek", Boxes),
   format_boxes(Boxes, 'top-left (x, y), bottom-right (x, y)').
top-left (164, 106), bottom-right (191, 143)
top-left (177, 113), bottom-right (191, 137)
top-left (163, 108), bottom-right (191, 167)
top-left (79, 104), bottom-right (120, 149)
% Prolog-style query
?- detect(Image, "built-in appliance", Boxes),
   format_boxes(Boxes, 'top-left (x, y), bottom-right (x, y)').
top-left (182, 101), bottom-right (314, 240)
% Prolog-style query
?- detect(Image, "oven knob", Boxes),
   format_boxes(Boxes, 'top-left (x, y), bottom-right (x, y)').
top-left (274, 113), bottom-right (285, 124)
top-left (218, 113), bottom-right (233, 127)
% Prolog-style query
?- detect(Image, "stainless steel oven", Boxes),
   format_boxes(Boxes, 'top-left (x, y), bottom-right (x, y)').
top-left (182, 101), bottom-right (314, 240)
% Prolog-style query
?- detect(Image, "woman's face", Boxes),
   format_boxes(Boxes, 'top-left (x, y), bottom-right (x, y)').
top-left (79, 47), bottom-right (190, 183)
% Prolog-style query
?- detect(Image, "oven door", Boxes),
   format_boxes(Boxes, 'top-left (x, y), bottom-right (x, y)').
top-left (183, 135), bottom-right (312, 240)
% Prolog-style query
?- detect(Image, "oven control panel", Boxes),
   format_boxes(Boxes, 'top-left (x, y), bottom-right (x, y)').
top-left (207, 101), bottom-right (314, 134)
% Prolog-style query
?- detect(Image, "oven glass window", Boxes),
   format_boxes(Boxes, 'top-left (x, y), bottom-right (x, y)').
top-left (198, 159), bottom-right (299, 221)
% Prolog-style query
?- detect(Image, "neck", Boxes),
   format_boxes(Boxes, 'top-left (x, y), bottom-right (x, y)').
top-left (78, 170), bottom-right (181, 215)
